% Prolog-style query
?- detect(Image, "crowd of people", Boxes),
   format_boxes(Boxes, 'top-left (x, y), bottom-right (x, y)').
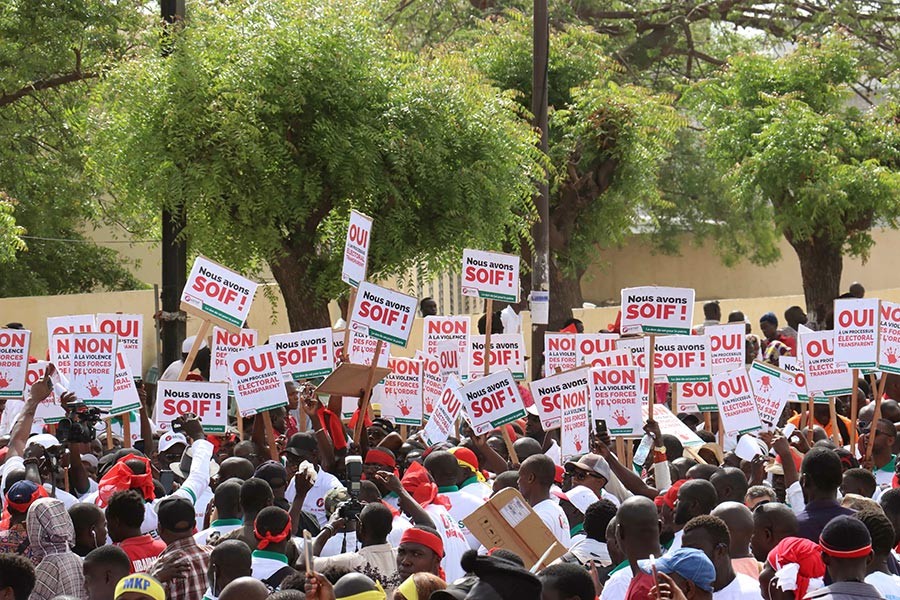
top-left (1, 281), bottom-right (899, 600)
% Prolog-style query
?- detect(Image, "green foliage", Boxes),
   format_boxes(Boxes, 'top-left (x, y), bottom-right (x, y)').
top-left (0, 0), bottom-right (151, 296)
top-left (682, 36), bottom-right (900, 266)
top-left (0, 193), bottom-right (25, 263)
top-left (87, 0), bottom-right (542, 312)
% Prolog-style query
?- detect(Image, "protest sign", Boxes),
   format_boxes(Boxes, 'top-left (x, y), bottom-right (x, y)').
top-left (270, 328), bottom-right (334, 381)
top-left (423, 316), bottom-right (469, 356)
top-left (834, 298), bottom-right (879, 369)
top-left (460, 369), bottom-right (526, 431)
top-left (461, 249), bottom-right (520, 303)
top-left (544, 333), bottom-right (577, 374)
top-left (332, 331), bottom-right (346, 366)
top-left (469, 334), bottom-right (526, 380)
top-left (616, 337), bottom-right (649, 372)
top-left (47, 315), bottom-right (94, 377)
top-left (652, 335), bottom-right (711, 383)
top-left (30, 361), bottom-right (66, 424)
top-left (561, 380), bottom-right (590, 462)
top-left (96, 314), bottom-right (143, 380)
top-left (879, 301), bottom-right (900, 374)
top-left (210, 327), bottom-right (258, 384)
top-left (640, 403), bottom-right (703, 448)
top-left (779, 356), bottom-right (809, 401)
top-left (156, 381), bottom-right (229, 434)
top-left (575, 333), bottom-right (619, 367)
top-left (227, 345), bottom-right (288, 417)
top-left (713, 368), bottom-right (762, 436)
top-left (677, 380), bottom-right (717, 412)
top-left (530, 367), bottom-right (590, 431)
top-left (69, 333), bottom-right (117, 408)
top-left (749, 361), bottom-right (793, 431)
top-left (436, 341), bottom-right (463, 379)
top-left (706, 323), bottom-right (745, 374)
top-left (620, 286), bottom-right (695, 335)
top-left (590, 366), bottom-right (642, 435)
top-left (422, 374), bottom-right (464, 446)
top-left (584, 348), bottom-right (632, 368)
top-left (799, 329), bottom-right (853, 398)
top-left (0, 328), bottom-right (30, 398)
top-left (109, 351), bottom-right (142, 417)
top-left (381, 356), bottom-right (424, 426)
top-left (415, 351), bottom-right (444, 418)
top-left (341, 210), bottom-right (373, 287)
top-left (348, 330), bottom-right (390, 368)
top-left (349, 281), bottom-right (418, 347)
top-left (181, 256), bottom-right (258, 331)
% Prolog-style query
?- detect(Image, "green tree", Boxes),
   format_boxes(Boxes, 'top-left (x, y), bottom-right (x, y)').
top-left (465, 14), bottom-right (683, 324)
top-left (87, 0), bottom-right (543, 329)
top-left (0, 193), bottom-right (25, 263)
top-left (682, 36), bottom-right (900, 320)
top-left (0, 0), bottom-right (148, 295)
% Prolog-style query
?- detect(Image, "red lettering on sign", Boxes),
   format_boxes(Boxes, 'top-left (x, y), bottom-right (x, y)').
top-left (98, 319), bottom-right (139, 338)
top-left (838, 309), bottom-right (874, 328)
top-left (426, 320), bottom-right (466, 335)
top-left (73, 337), bottom-right (113, 354)
top-left (358, 300), bottom-right (402, 327)
top-left (234, 353), bottom-right (275, 376)
top-left (805, 339), bottom-right (833, 358)
top-left (191, 275), bottom-right (239, 305)
top-left (0, 332), bottom-right (26, 347)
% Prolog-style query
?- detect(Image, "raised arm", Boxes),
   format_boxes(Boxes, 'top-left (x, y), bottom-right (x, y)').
top-left (375, 472), bottom-right (435, 529)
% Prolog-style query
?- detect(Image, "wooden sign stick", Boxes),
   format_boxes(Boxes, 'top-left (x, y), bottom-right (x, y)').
top-left (807, 393), bottom-right (815, 445)
top-left (106, 419), bottom-right (114, 450)
top-left (484, 300), bottom-right (519, 465)
top-left (178, 320), bottom-right (211, 381)
top-left (353, 339), bottom-right (384, 444)
top-left (342, 288), bottom-right (357, 362)
top-left (829, 397), bottom-right (840, 446)
top-left (123, 417), bottom-right (132, 449)
top-left (647, 334), bottom-right (657, 421)
top-left (850, 369), bottom-right (860, 447)
top-left (865, 373), bottom-right (885, 462)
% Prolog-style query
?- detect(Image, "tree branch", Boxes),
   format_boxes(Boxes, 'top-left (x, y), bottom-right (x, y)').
top-left (0, 70), bottom-right (98, 108)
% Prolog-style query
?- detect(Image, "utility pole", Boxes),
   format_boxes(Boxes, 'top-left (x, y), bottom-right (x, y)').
top-left (160, 0), bottom-right (186, 370)
top-left (531, 0), bottom-right (550, 378)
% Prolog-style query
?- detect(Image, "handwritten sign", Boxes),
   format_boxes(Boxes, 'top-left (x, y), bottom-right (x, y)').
top-left (561, 382), bottom-right (590, 462)
top-left (96, 314), bottom-right (143, 380)
top-left (461, 369), bottom-right (526, 431)
top-left (879, 301), bottom-right (900, 373)
top-left (779, 356), bottom-right (809, 401)
top-left (156, 381), bottom-right (228, 433)
top-left (227, 345), bottom-right (288, 417)
top-left (461, 249), bottom-right (520, 303)
top-left (210, 327), bottom-right (258, 385)
top-left (621, 286), bottom-right (695, 335)
top-left (181, 256), bottom-right (258, 331)
top-left (47, 315), bottom-right (94, 377)
top-left (749, 361), bottom-right (793, 431)
top-left (349, 281), bottom-right (417, 347)
top-left (342, 210), bottom-right (373, 287)
top-left (544, 334), bottom-right (577, 374)
top-left (69, 333), bottom-right (117, 408)
top-left (834, 298), bottom-right (879, 369)
top-left (706, 323), bottom-right (745, 374)
top-left (0, 329), bottom-right (30, 398)
top-left (574, 333), bottom-right (619, 367)
top-left (799, 329), bottom-right (852, 398)
top-left (530, 367), bottom-right (590, 431)
top-left (590, 367), bottom-right (642, 436)
top-left (678, 380), bottom-right (717, 412)
top-left (110, 351), bottom-right (142, 417)
top-left (652, 335), bottom-right (711, 382)
top-left (469, 334), bottom-right (526, 380)
top-left (30, 361), bottom-right (66, 424)
top-left (382, 356), bottom-right (424, 426)
top-left (713, 368), bottom-right (762, 436)
top-left (422, 375), bottom-right (464, 446)
top-left (270, 328), bottom-right (334, 381)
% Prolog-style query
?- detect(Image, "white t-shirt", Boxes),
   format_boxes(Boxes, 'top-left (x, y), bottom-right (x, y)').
top-left (425, 504), bottom-right (468, 583)
top-left (388, 514), bottom-right (412, 548)
top-left (533, 498), bottom-right (571, 548)
top-left (194, 519), bottom-right (242, 546)
top-left (460, 480), bottom-right (492, 502)
top-left (600, 566), bottom-right (632, 600)
top-left (713, 573), bottom-right (763, 600)
top-left (251, 551), bottom-right (292, 581)
top-left (866, 571), bottom-right (900, 600)
top-left (285, 467), bottom-right (342, 527)
top-left (194, 487), bottom-right (214, 527)
top-left (666, 530), bottom-right (684, 554)
top-left (441, 488), bottom-right (484, 550)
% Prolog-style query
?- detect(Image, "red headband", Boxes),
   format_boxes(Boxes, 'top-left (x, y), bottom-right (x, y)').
top-left (819, 537), bottom-right (872, 559)
top-left (366, 448), bottom-right (396, 468)
top-left (401, 528), bottom-right (444, 558)
top-left (254, 517), bottom-right (292, 550)
top-left (6, 484), bottom-right (48, 514)
top-left (97, 454), bottom-right (156, 508)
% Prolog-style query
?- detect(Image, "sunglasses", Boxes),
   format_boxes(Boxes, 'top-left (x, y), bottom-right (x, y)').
top-left (568, 469), bottom-right (603, 481)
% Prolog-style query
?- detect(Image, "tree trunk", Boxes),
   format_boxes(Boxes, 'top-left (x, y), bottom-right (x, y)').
top-left (787, 236), bottom-right (843, 327)
top-left (268, 252), bottom-right (332, 331)
top-left (549, 256), bottom-right (584, 329)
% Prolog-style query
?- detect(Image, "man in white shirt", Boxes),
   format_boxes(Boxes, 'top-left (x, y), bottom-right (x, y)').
top-left (500, 302), bottom-right (524, 335)
top-left (159, 335), bottom-right (207, 381)
top-left (194, 479), bottom-right (242, 546)
top-left (519, 454), bottom-right (570, 547)
top-left (424, 450), bottom-right (484, 550)
top-left (682, 515), bottom-right (762, 600)
top-left (283, 432), bottom-right (342, 527)
top-left (249, 506), bottom-right (297, 589)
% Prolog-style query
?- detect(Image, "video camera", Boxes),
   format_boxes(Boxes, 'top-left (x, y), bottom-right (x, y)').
top-left (337, 455), bottom-right (364, 522)
top-left (56, 400), bottom-right (105, 444)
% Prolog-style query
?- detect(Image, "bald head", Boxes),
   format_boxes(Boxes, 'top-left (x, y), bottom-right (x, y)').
top-left (710, 467), bottom-right (749, 503)
top-left (520, 454), bottom-right (555, 486)
top-left (334, 573), bottom-right (380, 599)
top-left (219, 457), bottom-right (255, 481)
top-left (711, 501), bottom-right (754, 557)
top-left (219, 577), bottom-right (268, 600)
top-left (209, 540), bottom-right (252, 594)
top-left (674, 479), bottom-right (718, 526)
top-left (424, 450), bottom-right (460, 487)
top-left (751, 502), bottom-right (799, 562)
top-left (513, 437), bottom-right (543, 461)
top-left (616, 497), bottom-right (661, 556)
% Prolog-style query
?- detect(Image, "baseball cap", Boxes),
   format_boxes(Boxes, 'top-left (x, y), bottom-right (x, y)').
top-left (525, 404), bottom-right (538, 416)
top-left (561, 485), bottom-right (598, 514)
top-left (156, 496), bottom-right (196, 532)
top-left (81, 453), bottom-right (99, 468)
top-left (565, 453), bottom-right (611, 481)
top-left (181, 335), bottom-right (208, 354)
top-left (639, 548), bottom-right (716, 592)
top-left (115, 573), bottom-right (166, 600)
top-left (158, 431), bottom-right (188, 453)
top-left (284, 432), bottom-right (317, 457)
top-left (27, 433), bottom-right (61, 449)
top-left (6, 480), bottom-right (49, 514)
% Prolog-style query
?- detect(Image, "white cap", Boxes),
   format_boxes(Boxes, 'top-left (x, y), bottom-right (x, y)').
top-left (158, 431), bottom-right (188, 452)
top-left (27, 434), bottom-right (60, 449)
top-left (182, 335), bottom-right (208, 354)
top-left (566, 485), bottom-right (599, 514)
top-left (81, 453), bottom-right (99, 468)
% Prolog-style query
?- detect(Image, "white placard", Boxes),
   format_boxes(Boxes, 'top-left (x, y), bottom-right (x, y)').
top-left (834, 298), bottom-right (879, 369)
top-left (156, 380), bottom-right (229, 434)
top-left (0, 329), bottom-right (30, 398)
top-left (530, 367), bottom-right (590, 431)
top-left (210, 327), bottom-right (258, 384)
top-left (47, 315), bottom-right (94, 378)
top-left (621, 286), bottom-right (695, 335)
top-left (469, 334), bottom-right (526, 380)
top-left (590, 366), bottom-right (642, 436)
top-left (544, 333), bottom-right (577, 374)
top-left (69, 333), bottom-right (117, 408)
top-left (270, 328), bottom-right (334, 381)
top-left (748, 361), bottom-right (793, 431)
top-left (561, 383), bottom-right (590, 462)
top-left (182, 256), bottom-right (257, 329)
top-left (381, 356), bottom-right (424, 426)
top-left (713, 368), bottom-right (762, 436)
top-left (706, 323), bottom-right (745, 375)
top-left (652, 335), bottom-right (711, 382)
top-left (349, 281), bottom-right (418, 348)
top-left (460, 369), bottom-right (526, 430)
top-left (109, 350), bottom-right (142, 417)
top-left (96, 314), bottom-right (143, 379)
top-left (878, 301), bottom-right (900, 374)
top-left (342, 210), bottom-right (373, 288)
top-left (461, 249), bottom-right (520, 303)
top-left (227, 345), bottom-right (288, 417)
top-left (422, 375), bottom-right (464, 446)
top-left (799, 329), bottom-right (853, 398)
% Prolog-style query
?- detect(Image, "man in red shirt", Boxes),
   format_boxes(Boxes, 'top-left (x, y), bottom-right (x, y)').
top-left (107, 490), bottom-right (165, 573)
